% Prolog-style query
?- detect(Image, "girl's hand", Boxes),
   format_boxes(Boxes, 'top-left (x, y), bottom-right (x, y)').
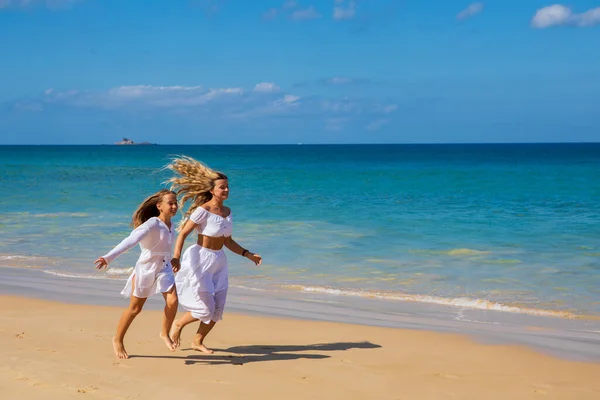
top-left (171, 257), bottom-right (181, 273)
top-left (94, 257), bottom-right (108, 270)
top-left (246, 253), bottom-right (262, 266)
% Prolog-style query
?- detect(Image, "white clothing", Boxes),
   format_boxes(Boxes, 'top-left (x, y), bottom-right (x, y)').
top-left (189, 207), bottom-right (233, 237)
top-left (177, 207), bottom-right (233, 324)
top-left (176, 245), bottom-right (228, 324)
top-left (102, 217), bottom-right (176, 298)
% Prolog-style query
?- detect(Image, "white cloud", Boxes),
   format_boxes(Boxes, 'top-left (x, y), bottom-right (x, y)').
top-left (333, 0), bottom-right (356, 20)
top-left (321, 99), bottom-right (359, 113)
top-left (383, 104), bottom-right (397, 113)
top-left (282, 0), bottom-right (297, 9)
top-left (16, 83), bottom-right (397, 130)
top-left (366, 118), bottom-right (390, 131)
top-left (291, 6), bottom-right (321, 20)
top-left (531, 5), bottom-right (600, 28)
top-left (254, 82), bottom-right (281, 93)
top-left (575, 7), bottom-right (600, 27)
top-left (457, 2), bottom-right (484, 20)
top-left (321, 77), bottom-right (370, 86)
top-left (328, 77), bottom-right (353, 85)
top-left (325, 117), bottom-right (347, 131)
top-left (273, 94), bottom-right (300, 106)
top-left (531, 4), bottom-right (572, 28)
top-left (262, 8), bottom-right (278, 20)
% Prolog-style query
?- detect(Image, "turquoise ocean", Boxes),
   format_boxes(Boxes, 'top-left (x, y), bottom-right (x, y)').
top-left (1, 144), bottom-right (599, 319)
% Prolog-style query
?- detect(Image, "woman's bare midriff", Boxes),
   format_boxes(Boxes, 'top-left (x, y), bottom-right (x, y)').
top-left (197, 234), bottom-right (226, 251)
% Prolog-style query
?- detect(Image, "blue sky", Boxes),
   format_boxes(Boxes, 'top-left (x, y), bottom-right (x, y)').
top-left (0, 0), bottom-right (599, 144)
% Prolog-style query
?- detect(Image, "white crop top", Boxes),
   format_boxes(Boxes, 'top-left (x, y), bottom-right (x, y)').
top-left (189, 207), bottom-right (233, 238)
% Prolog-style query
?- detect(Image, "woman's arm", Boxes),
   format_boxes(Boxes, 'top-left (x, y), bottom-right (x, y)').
top-left (224, 236), bottom-right (262, 266)
top-left (94, 221), bottom-right (153, 269)
top-left (170, 219), bottom-right (198, 272)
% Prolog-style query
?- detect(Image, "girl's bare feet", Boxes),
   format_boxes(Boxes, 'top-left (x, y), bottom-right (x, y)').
top-left (169, 319), bottom-right (182, 348)
top-left (112, 337), bottom-right (129, 359)
top-left (159, 333), bottom-right (176, 352)
top-left (191, 342), bottom-right (214, 354)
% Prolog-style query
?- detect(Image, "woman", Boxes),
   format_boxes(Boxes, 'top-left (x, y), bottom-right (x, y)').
top-left (167, 156), bottom-right (262, 353)
top-left (94, 189), bottom-right (180, 359)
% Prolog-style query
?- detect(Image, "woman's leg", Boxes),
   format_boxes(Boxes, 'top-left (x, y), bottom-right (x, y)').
top-left (160, 286), bottom-right (178, 351)
top-left (169, 311), bottom-right (199, 347)
top-left (113, 276), bottom-right (147, 359)
top-left (191, 320), bottom-right (216, 354)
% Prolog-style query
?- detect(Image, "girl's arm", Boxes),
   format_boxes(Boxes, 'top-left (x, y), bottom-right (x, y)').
top-left (94, 220), bottom-right (154, 270)
top-left (224, 236), bottom-right (262, 266)
top-left (170, 219), bottom-right (198, 272)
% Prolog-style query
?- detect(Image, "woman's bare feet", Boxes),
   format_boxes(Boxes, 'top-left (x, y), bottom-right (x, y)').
top-left (169, 319), bottom-right (182, 348)
top-left (159, 333), bottom-right (176, 352)
top-left (112, 337), bottom-right (129, 359)
top-left (191, 342), bottom-right (214, 354)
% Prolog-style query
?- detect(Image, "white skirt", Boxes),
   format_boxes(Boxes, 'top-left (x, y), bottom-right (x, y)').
top-left (175, 245), bottom-right (228, 324)
top-left (121, 255), bottom-right (175, 299)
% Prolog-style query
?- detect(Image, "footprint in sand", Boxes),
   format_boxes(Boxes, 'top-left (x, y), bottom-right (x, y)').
top-left (37, 348), bottom-right (58, 354)
top-left (532, 383), bottom-right (552, 395)
top-left (435, 372), bottom-right (461, 380)
top-left (112, 362), bottom-right (132, 368)
top-left (15, 332), bottom-right (25, 339)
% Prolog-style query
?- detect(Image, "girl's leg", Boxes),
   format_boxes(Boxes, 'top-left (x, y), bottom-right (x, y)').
top-left (169, 311), bottom-right (198, 347)
top-left (160, 286), bottom-right (178, 351)
top-left (114, 276), bottom-right (147, 359)
top-left (191, 320), bottom-right (216, 354)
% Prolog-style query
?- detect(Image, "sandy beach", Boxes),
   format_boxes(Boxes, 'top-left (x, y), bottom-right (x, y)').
top-left (1, 296), bottom-right (599, 400)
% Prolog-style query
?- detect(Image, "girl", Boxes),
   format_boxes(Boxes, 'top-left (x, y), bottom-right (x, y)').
top-left (166, 156), bottom-right (262, 354)
top-left (94, 189), bottom-right (180, 359)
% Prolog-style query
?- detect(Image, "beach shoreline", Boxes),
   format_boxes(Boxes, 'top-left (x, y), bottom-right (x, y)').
top-left (2, 294), bottom-right (600, 399)
top-left (2, 266), bottom-right (600, 364)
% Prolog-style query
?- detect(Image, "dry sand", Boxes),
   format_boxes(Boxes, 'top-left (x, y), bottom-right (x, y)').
top-left (1, 295), bottom-right (599, 399)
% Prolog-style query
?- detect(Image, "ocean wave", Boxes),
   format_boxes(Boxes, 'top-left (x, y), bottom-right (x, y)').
top-left (282, 284), bottom-right (580, 319)
top-left (9, 212), bottom-right (91, 218)
top-left (0, 254), bottom-right (50, 268)
top-left (42, 269), bottom-right (127, 280)
top-left (106, 267), bottom-right (133, 276)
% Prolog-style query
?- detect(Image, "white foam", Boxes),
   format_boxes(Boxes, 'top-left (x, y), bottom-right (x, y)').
top-left (106, 267), bottom-right (133, 276)
top-left (0, 255), bottom-right (43, 261)
top-left (30, 212), bottom-right (90, 218)
top-left (42, 269), bottom-right (127, 281)
top-left (230, 284), bottom-right (267, 292)
top-left (283, 285), bottom-right (577, 319)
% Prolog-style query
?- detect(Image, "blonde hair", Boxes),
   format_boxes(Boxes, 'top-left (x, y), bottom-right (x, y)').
top-left (164, 156), bottom-right (227, 228)
top-left (131, 189), bottom-right (177, 228)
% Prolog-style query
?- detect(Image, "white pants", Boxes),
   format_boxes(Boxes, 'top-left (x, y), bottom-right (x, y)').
top-left (176, 245), bottom-right (228, 324)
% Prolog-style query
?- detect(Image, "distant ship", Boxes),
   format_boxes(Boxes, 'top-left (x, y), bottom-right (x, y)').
top-left (114, 138), bottom-right (155, 145)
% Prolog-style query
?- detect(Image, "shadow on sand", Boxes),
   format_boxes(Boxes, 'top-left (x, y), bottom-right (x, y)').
top-left (129, 341), bottom-right (381, 366)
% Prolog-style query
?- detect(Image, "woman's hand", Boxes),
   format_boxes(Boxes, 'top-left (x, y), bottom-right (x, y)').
top-left (246, 253), bottom-right (262, 266)
top-left (94, 257), bottom-right (108, 270)
top-left (171, 257), bottom-right (181, 273)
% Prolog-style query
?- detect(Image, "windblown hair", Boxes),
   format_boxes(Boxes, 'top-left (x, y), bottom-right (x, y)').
top-left (164, 156), bottom-right (228, 228)
top-left (131, 189), bottom-right (176, 228)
